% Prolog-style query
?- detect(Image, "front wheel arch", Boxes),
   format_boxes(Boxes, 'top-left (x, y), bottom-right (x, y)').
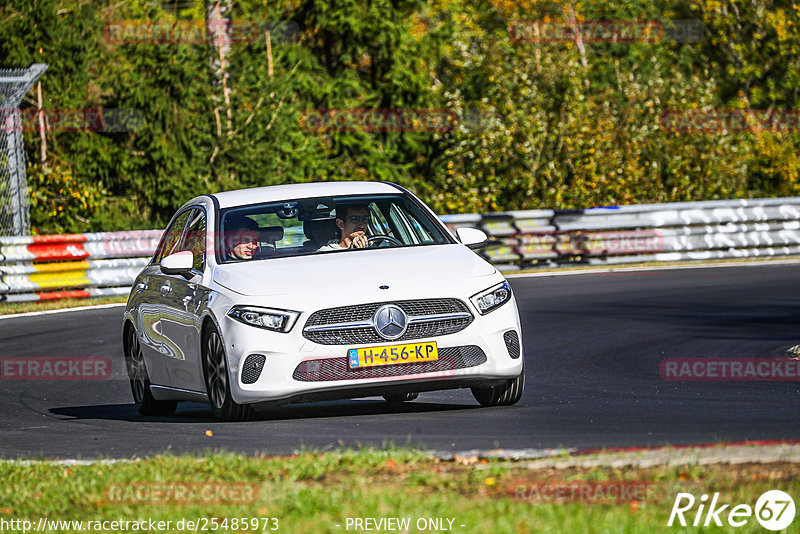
top-left (200, 321), bottom-right (252, 421)
top-left (471, 359), bottom-right (525, 407)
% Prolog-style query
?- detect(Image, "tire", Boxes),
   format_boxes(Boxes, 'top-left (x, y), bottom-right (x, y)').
top-left (383, 392), bottom-right (419, 403)
top-left (202, 325), bottom-right (253, 422)
top-left (471, 359), bottom-right (525, 407)
top-left (125, 326), bottom-right (178, 416)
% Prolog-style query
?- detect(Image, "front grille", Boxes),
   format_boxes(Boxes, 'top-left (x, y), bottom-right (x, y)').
top-left (503, 330), bottom-right (520, 359)
top-left (292, 345), bottom-right (487, 382)
top-left (240, 354), bottom-right (266, 384)
top-left (303, 298), bottom-right (473, 345)
top-left (305, 298), bottom-right (469, 325)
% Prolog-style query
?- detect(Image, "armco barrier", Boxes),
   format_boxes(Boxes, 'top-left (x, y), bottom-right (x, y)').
top-left (3, 197), bottom-right (800, 302)
top-left (443, 196), bottom-right (800, 271)
top-left (0, 231), bottom-right (160, 302)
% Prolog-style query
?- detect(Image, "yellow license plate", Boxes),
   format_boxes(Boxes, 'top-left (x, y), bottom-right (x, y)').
top-left (348, 341), bottom-right (438, 369)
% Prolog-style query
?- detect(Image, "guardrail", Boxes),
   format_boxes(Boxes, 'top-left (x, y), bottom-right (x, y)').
top-left (0, 231), bottom-right (161, 302)
top-left (442, 196), bottom-right (800, 271)
top-left (3, 197), bottom-right (800, 302)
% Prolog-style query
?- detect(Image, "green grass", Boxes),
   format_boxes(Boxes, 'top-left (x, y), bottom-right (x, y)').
top-left (0, 296), bottom-right (127, 316)
top-left (0, 449), bottom-right (797, 533)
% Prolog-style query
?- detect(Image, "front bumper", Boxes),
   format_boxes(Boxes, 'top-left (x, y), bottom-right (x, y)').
top-left (219, 297), bottom-right (524, 405)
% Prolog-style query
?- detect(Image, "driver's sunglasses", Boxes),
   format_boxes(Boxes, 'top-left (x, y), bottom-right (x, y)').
top-left (347, 216), bottom-right (370, 224)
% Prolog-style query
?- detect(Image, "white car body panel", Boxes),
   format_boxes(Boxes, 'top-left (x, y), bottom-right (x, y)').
top-left (212, 181), bottom-right (399, 208)
top-left (211, 244), bottom-right (496, 297)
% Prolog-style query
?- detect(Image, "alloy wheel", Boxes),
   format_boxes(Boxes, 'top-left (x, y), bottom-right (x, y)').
top-left (205, 331), bottom-right (228, 410)
top-left (128, 332), bottom-right (147, 404)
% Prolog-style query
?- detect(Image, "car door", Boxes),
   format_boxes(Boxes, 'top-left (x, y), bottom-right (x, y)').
top-left (157, 207), bottom-right (209, 392)
top-left (136, 209), bottom-right (193, 386)
top-left (133, 264), bottom-right (169, 384)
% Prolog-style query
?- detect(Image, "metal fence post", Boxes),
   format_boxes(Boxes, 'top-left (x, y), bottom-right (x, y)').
top-left (0, 64), bottom-right (48, 237)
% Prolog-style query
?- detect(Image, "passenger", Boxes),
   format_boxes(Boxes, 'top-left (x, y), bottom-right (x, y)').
top-left (224, 216), bottom-right (260, 260)
top-left (317, 205), bottom-right (370, 251)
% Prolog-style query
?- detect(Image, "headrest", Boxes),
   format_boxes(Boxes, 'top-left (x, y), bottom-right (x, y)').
top-left (225, 215), bottom-right (259, 232)
top-left (303, 218), bottom-right (336, 240)
top-left (259, 226), bottom-right (284, 243)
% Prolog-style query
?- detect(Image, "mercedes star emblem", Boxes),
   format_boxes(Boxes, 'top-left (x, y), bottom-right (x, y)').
top-left (372, 304), bottom-right (409, 340)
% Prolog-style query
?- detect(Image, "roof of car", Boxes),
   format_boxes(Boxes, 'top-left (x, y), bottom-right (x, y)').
top-left (210, 181), bottom-right (402, 209)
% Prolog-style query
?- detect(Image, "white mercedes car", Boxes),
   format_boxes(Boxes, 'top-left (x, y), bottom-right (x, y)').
top-left (123, 181), bottom-right (524, 420)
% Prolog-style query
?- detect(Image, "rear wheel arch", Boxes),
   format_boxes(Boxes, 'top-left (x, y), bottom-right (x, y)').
top-left (124, 318), bottom-right (177, 416)
top-left (122, 320), bottom-right (135, 359)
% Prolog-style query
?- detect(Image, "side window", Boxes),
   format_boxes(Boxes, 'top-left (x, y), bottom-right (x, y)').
top-left (404, 208), bottom-right (435, 243)
top-left (183, 209), bottom-right (207, 271)
top-left (368, 203), bottom-right (392, 236)
top-left (153, 210), bottom-right (192, 264)
top-left (387, 203), bottom-right (415, 244)
top-left (385, 201), bottom-right (437, 245)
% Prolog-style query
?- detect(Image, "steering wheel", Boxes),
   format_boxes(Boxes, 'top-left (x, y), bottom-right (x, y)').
top-left (367, 234), bottom-right (403, 248)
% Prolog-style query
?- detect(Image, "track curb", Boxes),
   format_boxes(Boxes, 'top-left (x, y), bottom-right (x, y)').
top-left (435, 440), bottom-right (800, 469)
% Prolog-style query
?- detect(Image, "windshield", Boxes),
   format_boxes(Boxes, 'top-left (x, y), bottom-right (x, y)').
top-left (217, 194), bottom-right (452, 262)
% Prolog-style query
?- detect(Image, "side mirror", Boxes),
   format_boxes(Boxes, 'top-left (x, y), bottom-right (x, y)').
top-left (456, 227), bottom-right (489, 250)
top-left (161, 251), bottom-right (195, 276)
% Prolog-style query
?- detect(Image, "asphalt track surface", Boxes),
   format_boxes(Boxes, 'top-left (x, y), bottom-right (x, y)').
top-left (1, 262), bottom-right (799, 459)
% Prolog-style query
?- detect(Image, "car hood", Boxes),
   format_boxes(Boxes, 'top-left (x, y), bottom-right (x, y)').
top-left (211, 244), bottom-right (497, 298)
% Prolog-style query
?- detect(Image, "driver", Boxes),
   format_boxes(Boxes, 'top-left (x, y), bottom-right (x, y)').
top-left (317, 205), bottom-right (370, 251)
top-left (224, 216), bottom-right (260, 260)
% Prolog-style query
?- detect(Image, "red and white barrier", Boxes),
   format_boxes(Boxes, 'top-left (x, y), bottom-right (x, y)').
top-left (0, 230), bottom-right (161, 302)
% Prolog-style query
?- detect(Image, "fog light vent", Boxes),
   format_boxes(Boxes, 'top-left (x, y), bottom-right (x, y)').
top-left (241, 354), bottom-right (266, 384)
top-left (503, 331), bottom-right (520, 359)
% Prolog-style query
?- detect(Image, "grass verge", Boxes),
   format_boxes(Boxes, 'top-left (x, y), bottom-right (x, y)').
top-left (0, 296), bottom-right (127, 316)
top-left (0, 448), bottom-right (797, 533)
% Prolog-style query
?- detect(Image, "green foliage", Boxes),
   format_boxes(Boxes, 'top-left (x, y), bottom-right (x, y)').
top-left (28, 162), bottom-right (105, 234)
top-left (1, 0), bottom-right (799, 233)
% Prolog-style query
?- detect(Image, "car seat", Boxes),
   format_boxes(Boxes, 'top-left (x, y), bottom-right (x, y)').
top-left (302, 219), bottom-right (338, 252)
top-left (253, 226), bottom-right (284, 258)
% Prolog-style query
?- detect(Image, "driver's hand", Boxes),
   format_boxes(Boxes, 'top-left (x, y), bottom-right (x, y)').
top-left (345, 231), bottom-right (368, 249)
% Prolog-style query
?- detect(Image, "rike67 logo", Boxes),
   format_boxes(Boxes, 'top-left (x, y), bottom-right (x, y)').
top-left (668, 490), bottom-right (796, 531)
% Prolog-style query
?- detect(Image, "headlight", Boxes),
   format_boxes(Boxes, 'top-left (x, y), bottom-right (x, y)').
top-left (470, 281), bottom-right (512, 315)
top-left (227, 306), bottom-right (300, 332)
